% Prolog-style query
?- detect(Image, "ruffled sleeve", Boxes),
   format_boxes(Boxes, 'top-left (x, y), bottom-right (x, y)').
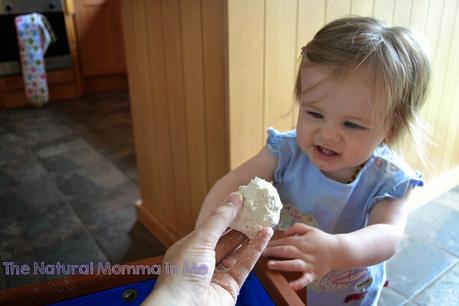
top-left (267, 127), bottom-right (282, 158)
top-left (369, 171), bottom-right (423, 210)
top-left (266, 127), bottom-right (298, 187)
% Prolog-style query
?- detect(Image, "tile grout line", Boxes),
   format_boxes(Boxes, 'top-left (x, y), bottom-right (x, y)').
top-left (0, 93), bottom-right (150, 290)
top-left (397, 233), bottom-right (459, 301)
top-left (28, 116), bottom-right (112, 266)
top-left (407, 261), bottom-right (459, 304)
top-left (383, 225), bottom-right (459, 302)
top-left (404, 228), bottom-right (459, 259)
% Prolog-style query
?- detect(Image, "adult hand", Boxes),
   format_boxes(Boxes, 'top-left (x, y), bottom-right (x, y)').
top-left (142, 192), bottom-right (274, 306)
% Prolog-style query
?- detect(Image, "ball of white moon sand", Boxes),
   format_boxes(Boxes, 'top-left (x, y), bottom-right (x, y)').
top-left (229, 177), bottom-right (283, 239)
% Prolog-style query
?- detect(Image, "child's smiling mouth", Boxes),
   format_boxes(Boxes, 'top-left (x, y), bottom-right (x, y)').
top-left (314, 145), bottom-right (340, 160)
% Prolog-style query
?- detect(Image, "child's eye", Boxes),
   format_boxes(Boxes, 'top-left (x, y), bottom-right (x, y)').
top-left (344, 121), bottom-right (364, 130)
top-left (307, 111), bottom-right (323, 119)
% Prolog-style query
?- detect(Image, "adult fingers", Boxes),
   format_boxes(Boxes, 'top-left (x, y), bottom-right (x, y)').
top-left (215, 230), bottom-right (247, 263)
top-left (214, 227), bottom-right (273, 292)
top-left (229, 227), bottom-right (273, 286)
top-left (198, 192), bottom-right (243, 247)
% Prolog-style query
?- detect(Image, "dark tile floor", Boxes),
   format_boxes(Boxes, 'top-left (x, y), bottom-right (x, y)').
top-left (380, 186), bottom-right (459, 305)
top-left (0, 92), bottom-right (458, 305)
top-left (0, 92), bottom-right (166, 290)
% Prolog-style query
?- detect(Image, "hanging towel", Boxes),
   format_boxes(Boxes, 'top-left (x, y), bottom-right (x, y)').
top-left (15, 13), bottom-right (57, 107)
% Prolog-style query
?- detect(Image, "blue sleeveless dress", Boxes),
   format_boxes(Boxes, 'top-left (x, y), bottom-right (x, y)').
top-left (267, 128), bottom-right (423, 306)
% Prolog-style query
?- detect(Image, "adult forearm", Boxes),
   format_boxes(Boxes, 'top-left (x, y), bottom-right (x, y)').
top-left (333, 224), bottom-right (404, 269)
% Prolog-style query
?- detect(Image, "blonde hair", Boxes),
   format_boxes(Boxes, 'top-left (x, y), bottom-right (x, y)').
top-left (295, 16), bottom-right (432, 162)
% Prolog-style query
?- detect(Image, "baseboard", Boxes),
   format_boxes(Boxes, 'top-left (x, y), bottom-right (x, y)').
top-left (82, 74), bottom-right (128, 94)
top-left (0, 68), bottom-right (79, 108)
top-left (407, 165), bottom-right (459, 213)
top-left (135, 200), bottom-right (179, 248)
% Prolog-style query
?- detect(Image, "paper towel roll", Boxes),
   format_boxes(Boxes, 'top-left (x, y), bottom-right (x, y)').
top-left (15, 13), bottom-right (56, 107)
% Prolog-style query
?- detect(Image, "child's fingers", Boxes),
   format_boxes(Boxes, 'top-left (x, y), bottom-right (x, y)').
top-left (267, 236), bottom-right (299, 248)
top-left (262, 245), bottom-right (303, 259)
top-left (284, 223), bottom-right (315, 236)
top-left (266, 258), bottom-right (308, 272)
top-left (215, 230), bottom-right (247, 263)
top-left (289, 273), bottom-right (314, 291)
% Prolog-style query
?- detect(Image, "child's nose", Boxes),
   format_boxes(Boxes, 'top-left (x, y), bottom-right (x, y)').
top-left (320, 123), bottom-right (341, 143)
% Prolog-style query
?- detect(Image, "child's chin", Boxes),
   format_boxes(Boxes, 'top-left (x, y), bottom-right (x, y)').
top-left (311, 159), bottom-right (340, 172)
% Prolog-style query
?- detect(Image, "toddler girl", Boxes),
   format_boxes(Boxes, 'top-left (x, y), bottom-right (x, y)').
top-left (196, 16), bottom-right (430, 306)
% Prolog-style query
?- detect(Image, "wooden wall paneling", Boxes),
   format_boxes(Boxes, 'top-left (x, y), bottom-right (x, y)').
top-left (437, 0), bottom-right (459, 171)
top-left (121, 0), bottom-right (459, 245)
top-left (295, 0), bottom-right (327, 128)
top-left (161, 0), bottom-right (193, 235)
top-left (350, 0), bottom-right (374, 16)
top-left (398, 0), bottom-right (443, 175)
top-left (83, 0), bottom-right (107, 5)
top-left (202, 0), bottom-right (230, 186)
top-left (440, 26), bottom-right (459, 169)
top-left (264, 0), bottom-right (298, 137)
top-left (420, 0), bottom-right (444, 165)
top-left (425, 0), bottom-right (455, 171)
top-left (452, 74), bottom-right (459, 165)
top-left (373, 2), bottom-right (411, 166)
top-left (325, 0), bottom-right (351, 22)
top-left (227, 0), bottom-right (265, 169)
top-left (64, 0), bottom-right (83, 96)
top-left (122, 0), bottom-right (165, 239)
top-left (144, 0), bottom-right (178, 237)
top-left (110, 0), bottom-right (126, 72)
top-left (120, 0), bottom-right (146, 196)
top-left (122, 0), bottom-right (229, 243)
top-left (122, 0), bottom-right (145, 208)
top-left (297, 0), bottom-right (326, 47)
top-left (180, 0), bottom-right (209, 224)
top-left (373, 0), bottom-right (396, 22)
top-left (400, 0), bottom-right (429, 172)
top-left (409, 0), bottom-right (430, 35)
top-left (393, 0), bottom-right (412, 27)
top-left (74, 0), bottom-right (126, 76)
top-left (135, 0), bottom-right (163, 228)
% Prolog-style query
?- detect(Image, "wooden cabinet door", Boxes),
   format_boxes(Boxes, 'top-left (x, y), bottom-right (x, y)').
top-left (74, 0), bottom-right (126, 77)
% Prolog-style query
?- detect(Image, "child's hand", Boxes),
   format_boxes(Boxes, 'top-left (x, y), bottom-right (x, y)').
top-left (262, 223), bottom-right (339, 290)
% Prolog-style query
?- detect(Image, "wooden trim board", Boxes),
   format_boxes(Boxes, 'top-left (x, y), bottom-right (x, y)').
top-left (136, 200), bottom-right (180, 247)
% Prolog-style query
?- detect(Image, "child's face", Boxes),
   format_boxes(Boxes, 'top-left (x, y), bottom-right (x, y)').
top-left (296, 64), bottom-right (389, 182)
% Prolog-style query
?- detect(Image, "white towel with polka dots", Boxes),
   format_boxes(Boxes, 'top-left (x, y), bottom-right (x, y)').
top-left (15, 13), bottom-right (56, 107)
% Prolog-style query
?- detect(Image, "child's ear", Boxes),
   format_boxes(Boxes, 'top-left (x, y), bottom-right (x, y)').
top-left (383, 126), bottom-right (393, 144)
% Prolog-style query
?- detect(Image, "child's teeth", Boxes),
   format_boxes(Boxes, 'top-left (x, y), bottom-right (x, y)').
top-left (320, 146), bottom-right (335, 155)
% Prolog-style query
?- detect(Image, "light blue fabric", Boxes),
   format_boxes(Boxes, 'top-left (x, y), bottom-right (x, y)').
top-left (267, 127), bottom-right (423, 306)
